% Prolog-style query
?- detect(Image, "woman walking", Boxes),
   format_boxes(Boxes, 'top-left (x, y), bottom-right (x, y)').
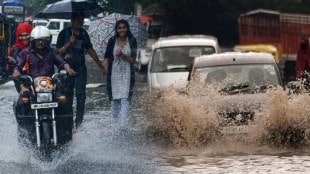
top-left (102, 19), bottom-right (137, 125)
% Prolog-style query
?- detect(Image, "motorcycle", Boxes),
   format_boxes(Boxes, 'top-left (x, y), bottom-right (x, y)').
top-left (14, 70), bottom-right (73, 158)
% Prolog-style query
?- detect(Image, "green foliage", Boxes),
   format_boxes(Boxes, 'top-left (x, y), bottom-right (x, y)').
top-left (19, 0), bottom-right (310, 45)
top-left (104, 0), bottom-right (135, 14)
top-left (25, 0), bottom-right (63, 15)
top-left (137, 0), bottom-right (158, 8)
top-left (150, 0), bottom-right (310, 46)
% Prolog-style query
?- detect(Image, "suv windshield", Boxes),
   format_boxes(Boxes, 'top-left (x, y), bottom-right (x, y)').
top-left (150, 46), bottom-right (216, 72)
top-left (194, 64), bottom-right (280, 90)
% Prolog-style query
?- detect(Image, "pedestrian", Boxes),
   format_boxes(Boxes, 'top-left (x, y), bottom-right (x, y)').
top-left (102, 19), bottom-right (137, 125)
top-left (7, 22), bottom-right (32, 92)
top-left (56, 11), bottom-right (105, 131)
top-left (296, 37), bottom-right (310, 79)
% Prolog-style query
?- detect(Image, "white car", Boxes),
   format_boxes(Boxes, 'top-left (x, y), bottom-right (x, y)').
top-left (147, 35), bottom-right (220, 91)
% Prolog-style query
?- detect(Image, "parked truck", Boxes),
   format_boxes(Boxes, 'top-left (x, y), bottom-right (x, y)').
top-left (238, 9), bottom-right (310, 83)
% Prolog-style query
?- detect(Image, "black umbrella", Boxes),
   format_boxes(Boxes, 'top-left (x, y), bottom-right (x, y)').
top-left (35, 0), bottom-right (103, 19)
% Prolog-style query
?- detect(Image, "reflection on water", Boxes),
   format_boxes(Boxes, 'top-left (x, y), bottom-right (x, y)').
top-left (2, 78), bottom-right (310, 173)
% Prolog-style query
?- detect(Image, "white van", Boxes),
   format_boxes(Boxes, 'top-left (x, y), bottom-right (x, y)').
top-left (46, 19), bottom-right (71, 45)
top-left (148, 35), bottom-right (220, 90)
top-left (46, 18), bottom-right (91, 45)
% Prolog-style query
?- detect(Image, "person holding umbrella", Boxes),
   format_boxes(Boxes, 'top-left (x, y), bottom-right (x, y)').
top-left (102, 19), bottom-right (137, 125)
top-left (56, 11), bottom-right (105, 131)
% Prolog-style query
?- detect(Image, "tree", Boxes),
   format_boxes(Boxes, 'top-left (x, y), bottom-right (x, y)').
top-left (143, 0), bottom-right (310, 46)
top-left (96, 0), bottom-right (134, 14)
top-left (25, 0), bottom-right (59, 16)
top-left (21, 0), bottom-right (310, 46)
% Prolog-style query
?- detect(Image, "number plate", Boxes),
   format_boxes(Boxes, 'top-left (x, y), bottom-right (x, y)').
top-left (31, 102), bottom-right (58, 109)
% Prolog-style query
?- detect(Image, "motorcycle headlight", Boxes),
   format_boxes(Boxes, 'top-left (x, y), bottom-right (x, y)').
top-left (37, 93), bottom-right (53, 103)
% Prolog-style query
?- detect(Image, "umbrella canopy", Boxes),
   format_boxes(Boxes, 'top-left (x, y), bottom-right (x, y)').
top-left (35, 0), bottom-right (103, 19)
top-left (88, 13), bottom-right (148, 59)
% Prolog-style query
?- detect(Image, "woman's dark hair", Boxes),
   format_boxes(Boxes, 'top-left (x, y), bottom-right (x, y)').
top-left (114, 19), bottom-right (133, 38)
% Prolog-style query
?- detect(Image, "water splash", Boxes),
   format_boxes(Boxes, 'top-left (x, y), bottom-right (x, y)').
top-left (141, 86), bottom-right (220, 148)
top-left (252, 89), bottom-right (310, 148)
top-left (140, 80), bottom-right (310, 149)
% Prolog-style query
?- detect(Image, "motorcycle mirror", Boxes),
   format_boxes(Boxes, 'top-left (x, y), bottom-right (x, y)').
top-left (60, 70), bottom-right (67, 75)
top-left (20, 75), bottom-right (33, 88)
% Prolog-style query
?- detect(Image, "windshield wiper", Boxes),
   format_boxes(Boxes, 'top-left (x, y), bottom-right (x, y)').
top-left (220, 82), bottom-right (252, 94)
top-left (152, 67), bottom-right (189, 72)
top-left (253, 84), bottom-right (274, 91)
top-left (166, 67), bottom-right (189, 72)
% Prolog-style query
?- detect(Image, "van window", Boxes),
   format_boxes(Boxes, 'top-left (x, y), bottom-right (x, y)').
top-left (82, 24), bottom-right (89, 30)
top-left (34, 22), bottom-right (48, 27)
top-left (47, 22), bottom-right (60, 30)
top-left (64, 22), bottom-right (71, 29)
top-left (150, 46), bottom-right (216, 72)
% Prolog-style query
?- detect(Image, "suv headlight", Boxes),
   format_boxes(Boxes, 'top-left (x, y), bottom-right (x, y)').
top-left (37, 93), bottom-right (53, 103)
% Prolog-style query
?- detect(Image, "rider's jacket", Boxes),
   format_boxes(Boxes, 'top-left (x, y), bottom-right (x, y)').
top-left (14, 47), bottom-right (66, 78)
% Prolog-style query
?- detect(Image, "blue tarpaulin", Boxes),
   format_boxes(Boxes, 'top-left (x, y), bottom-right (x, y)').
top-left (2, 0), bottom-right (24, 6)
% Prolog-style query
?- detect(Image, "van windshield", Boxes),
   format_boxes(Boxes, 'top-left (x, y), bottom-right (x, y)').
top-left (150, 46), bottom-right (216, 72)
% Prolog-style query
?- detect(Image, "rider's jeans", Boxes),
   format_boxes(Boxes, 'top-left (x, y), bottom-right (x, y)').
top-left (112, 98), bottom-right (129, 124)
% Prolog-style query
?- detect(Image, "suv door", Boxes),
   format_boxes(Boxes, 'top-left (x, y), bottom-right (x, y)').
top-left (64, 22), bottom-right (71, 29)
top-left (46, 21), bottom-right (60, 45)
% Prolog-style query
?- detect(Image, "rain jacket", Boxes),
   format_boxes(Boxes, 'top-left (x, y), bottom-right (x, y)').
top-left (7, 22), bottom-right (32, 72)
top-left (296, 39), bottom-right (310, 79)
top-left (104, 35), bottom-right (137, 101)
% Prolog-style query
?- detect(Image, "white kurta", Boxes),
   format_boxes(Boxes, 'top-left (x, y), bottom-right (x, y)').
top-left (111, 38), bottom-right (131, 99)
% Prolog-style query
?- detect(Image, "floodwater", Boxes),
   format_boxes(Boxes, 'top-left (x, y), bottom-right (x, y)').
top-left (1, 58), bottom-right (310, 173)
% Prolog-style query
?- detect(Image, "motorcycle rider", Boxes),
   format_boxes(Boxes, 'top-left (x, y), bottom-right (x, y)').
top-left (12, 26), bottom-right (76, 147)
top-left (13, 26), bottom-right (76, 84)
top-left (12, 26), bottom-right (76, 130)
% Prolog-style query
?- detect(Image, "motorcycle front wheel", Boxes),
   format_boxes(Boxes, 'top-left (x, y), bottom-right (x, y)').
top-left (39, 121), bottom-right (53, 160)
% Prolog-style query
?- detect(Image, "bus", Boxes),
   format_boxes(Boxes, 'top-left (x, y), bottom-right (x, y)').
top-left (0, 15), bottom-right (17, 83)
top-left (2, 0), bottom-right (25, 23)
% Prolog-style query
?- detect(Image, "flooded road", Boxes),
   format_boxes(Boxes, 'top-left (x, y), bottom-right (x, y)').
top-left (1, 57), bottom-right (310, 173)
